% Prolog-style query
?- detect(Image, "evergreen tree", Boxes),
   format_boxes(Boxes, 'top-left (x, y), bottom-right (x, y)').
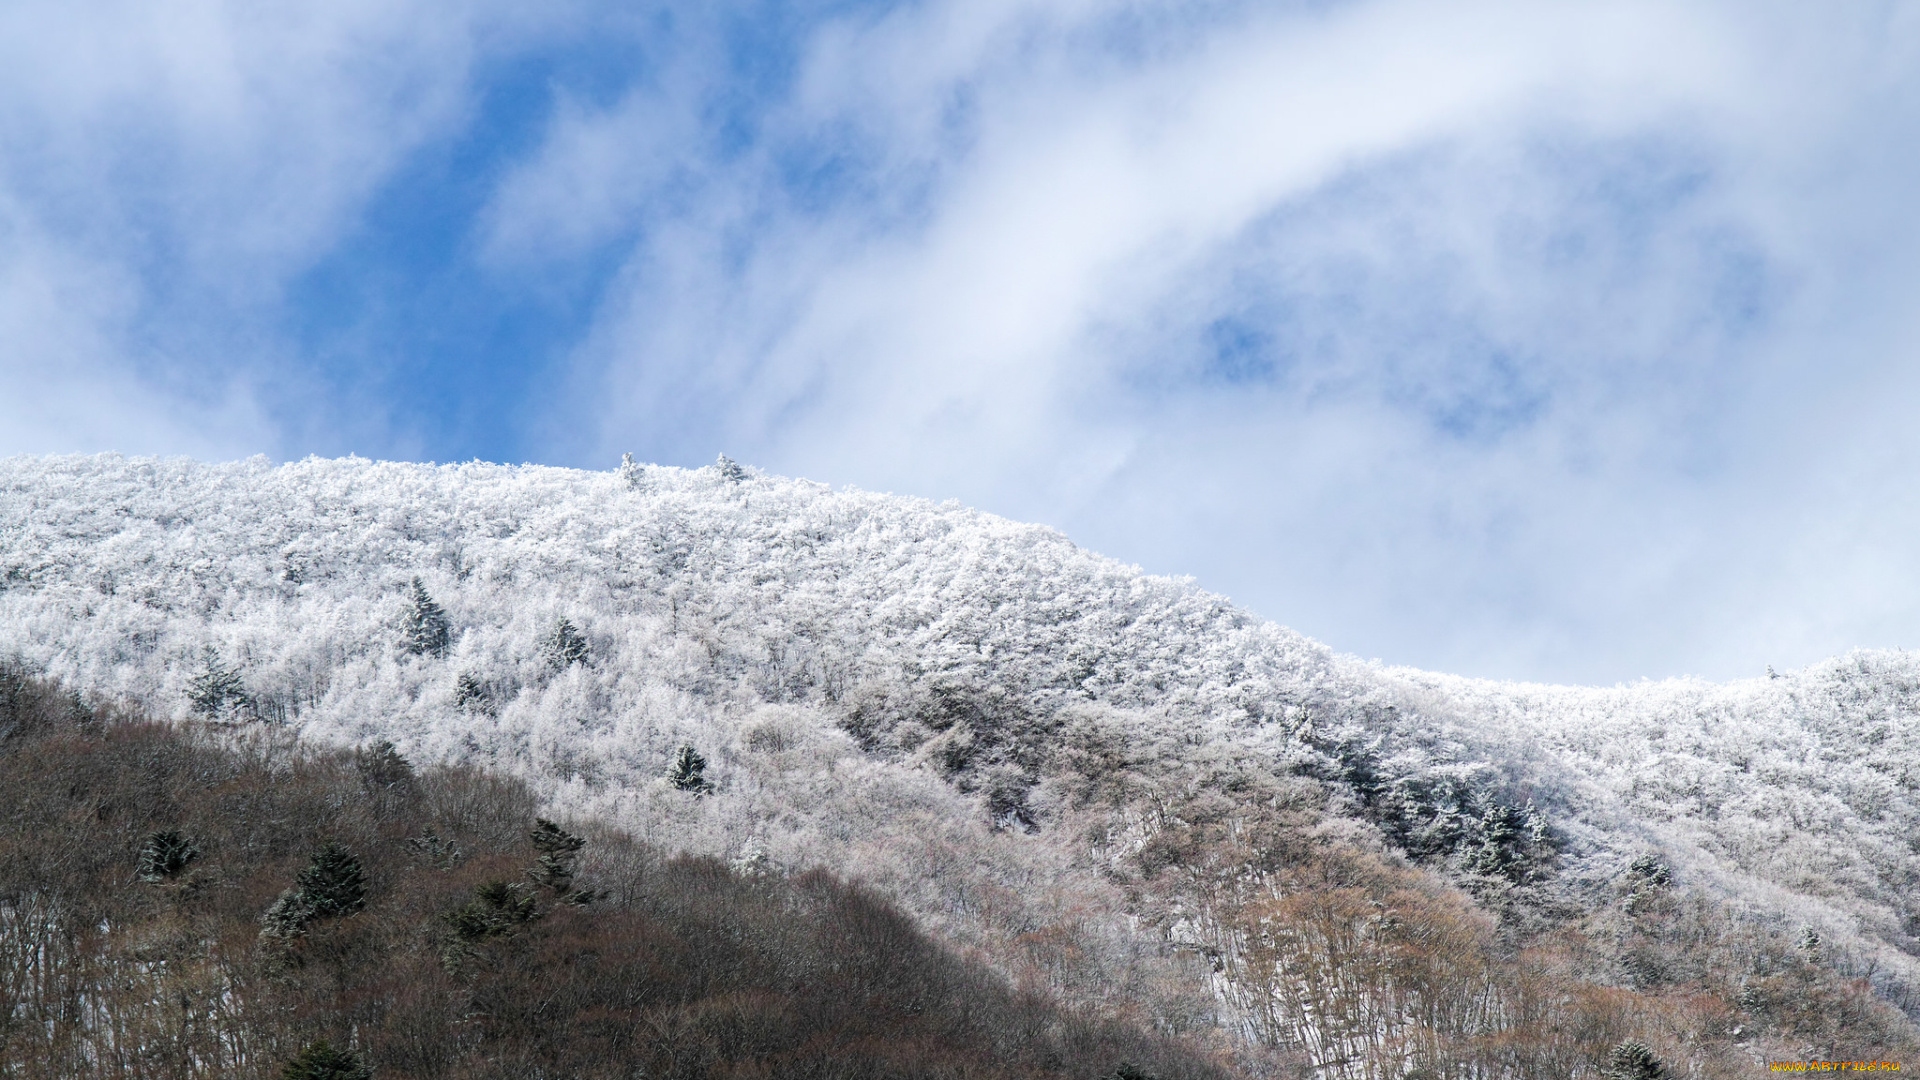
top-left (715, 453), bottom-right (748, 482)
top-left (406, 830), bottom-right (463, 870)
top-left (401, 577), bottom-right (450, 658)
top-left (260, 888), bottom-right (316, 943)
top-left (445, 880), bottom-right (541, 944)
top-left (355, 739), bottom-right (413, 788)
top-left (667, 744), bottom-right (714, 794)
top-left (297, 841), bottom-right (367, 919)
top-left (1604, 1040), bottom-right (1668, 1080)
top-left (1627, 854), bottom-right (1672, 888)
top-left (541, 617), bottom-right (591, 671)
top-left (453, 672), bottom-right (491, 714)
top-left (619, 451), bottom-right (644, 489)
top-left (137, 829), bottom-right (200, 884)
top-left (527, 817), bottom-right (586, 895)
top-left (187, 646), bottom-right (249, 717)
top-left (282, 1039), bottom-right (372, 1080)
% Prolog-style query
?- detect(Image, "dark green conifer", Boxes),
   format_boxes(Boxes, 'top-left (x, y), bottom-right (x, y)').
top-left (445, 880), bottom-right (541, 944)
top-left (355, 739), bottom-right (413, 788)
top-left (542, 617), bottom-right (591, 670)
top-left (1604, 1040), bottom-right (1668, 1080)
top-left (187, 647), bottom-right (249, 717)
top-left (667, 744), bottom-right (714, 794)
top-left (527, 817), bottom-right (586, 894)
top-left (296, 841), bottom-right (367, 919)
top-left (260, 888), bottom-right (316, 942)
top-left (137, 829), bottom-right (200, 884)
top-left (401, 577), bottom-right (450, 658)
top-left (281, 1039), bottom-right (371, 1080)
top-left (453, 672), bottom-right (490, 713)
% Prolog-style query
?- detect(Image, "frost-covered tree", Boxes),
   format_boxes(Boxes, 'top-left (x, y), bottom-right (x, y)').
top-left (187, 647), bottom-right (248, 718)
top-left (296, 841), bottom-right (367, 919)
top-left (453, 672), bottom-right (491, 713)
top-left (137, 830), bottom-right (200, 884)
top-left (619, 451), bottom-right (644, 489)
top-left (541, 617), bottom-right (590, 670)
top-left (401, 576), bottom-right (451, 658)
top-left (260, 889), bottom-right (316, 943)
top-left (715, 453), bottom-right (748, 482)
top-left (281, 1040), bottom-right (371, 1080)
top-left (667, 744), bottom-right (714, 794)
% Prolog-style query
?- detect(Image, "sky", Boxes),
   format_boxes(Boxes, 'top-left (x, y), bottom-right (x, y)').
top-left (4, 0), bottom-right (1920, 686)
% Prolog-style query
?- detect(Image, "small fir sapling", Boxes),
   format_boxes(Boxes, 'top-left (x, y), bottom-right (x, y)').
top-left (281, 1040), bottom-right (372, 1080)
top-left (541, 617), bottom-right (591, 671)
top-left (667, 744), bottom-right (714, 794)
top-left (401, 576), bottom-right (451, 658)
top-left (137, 830), bottom-right (200, 884)
top-left (296, 840), bottom-right (368, 919)
top-left (187, 646), bottom-right (249, 718)
top-left (453, 671), bottom-right (491, 713)
top-left (355, 739), bottom-right (413, 788)
top-left (260, 889), bottom-right (316, 943)
top-left (527, 816), bottom-right (586, 895)
top-left (444, 880), bottom-right (540, 946)
top-left (1603, 1040), bottom-right (1668, 1080)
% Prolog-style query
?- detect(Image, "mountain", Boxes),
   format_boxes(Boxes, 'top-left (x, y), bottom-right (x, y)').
top-left (4, 451), bottom-right (1917, 1075)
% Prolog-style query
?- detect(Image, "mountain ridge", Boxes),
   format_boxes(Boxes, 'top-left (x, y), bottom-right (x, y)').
top-left (6, 451), bottom-right (1919, 1071)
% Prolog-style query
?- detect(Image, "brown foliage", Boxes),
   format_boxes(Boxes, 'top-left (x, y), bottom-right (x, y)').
top-left (0, 667), bottom-right (1224, 1080)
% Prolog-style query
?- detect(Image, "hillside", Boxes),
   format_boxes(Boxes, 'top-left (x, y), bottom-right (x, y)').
top-left (3, 452), bottom-right (1918, 1075)
top-left (0, 666), bottom-right (1219, 1079)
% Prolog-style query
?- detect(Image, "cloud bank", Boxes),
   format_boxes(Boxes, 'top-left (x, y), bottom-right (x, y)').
top-left (6, 0), bottom-right (1920, 683)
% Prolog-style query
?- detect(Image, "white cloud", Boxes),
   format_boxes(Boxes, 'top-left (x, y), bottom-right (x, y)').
top-left (0, 0), bottom-right (558, 457)
top-left (487, 0), bottom-right (1920, 682)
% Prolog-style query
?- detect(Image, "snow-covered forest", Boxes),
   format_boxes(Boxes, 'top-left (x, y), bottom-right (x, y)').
top-left (4, 452), bottom-right (1918, 1076)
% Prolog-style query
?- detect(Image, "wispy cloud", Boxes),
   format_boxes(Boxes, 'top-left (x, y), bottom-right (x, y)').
top-left (483, 0), bottom-right (1916, 681)
top-left (6, 0), bottom-right (1920, 682)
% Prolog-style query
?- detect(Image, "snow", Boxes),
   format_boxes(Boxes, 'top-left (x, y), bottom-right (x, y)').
top-left (4, 451), bottom-right (1918, 1006)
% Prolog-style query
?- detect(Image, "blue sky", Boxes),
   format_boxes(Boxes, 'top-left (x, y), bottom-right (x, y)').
top-left (6, 0), bottom-right (1920, 686)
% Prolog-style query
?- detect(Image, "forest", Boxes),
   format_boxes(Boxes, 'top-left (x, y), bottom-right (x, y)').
top-left (0, 663), bottom-right (1220, 1079)
top-left (3, 452), bottom-right (1919, 1076)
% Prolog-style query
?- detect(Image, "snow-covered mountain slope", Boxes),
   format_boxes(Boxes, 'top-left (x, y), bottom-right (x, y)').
top-left (3, 453), bottom-right (1918, 1019)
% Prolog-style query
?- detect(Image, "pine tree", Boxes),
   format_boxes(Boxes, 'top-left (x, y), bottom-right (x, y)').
top-left (1628, 854), bottom-right (1672, 889)
top-left (297, 841), bottom-right (367, 919)
top-left (715, 453), bottom-right (748, 482)
top-left (527, 817), bottom-right (586, 895)
top-left (667, 744), bottom-right (714, 794)
top-left (187, 646), bottom-right (249, 717)
top-left (401, 577), bottom-right (450, 658)
top-left (453, 672), bottom-right (491, 714)
top-left (137, 830), bottom-right (200, 884)
top-left (260, 888), bottom-right (316, 943)
top-left (444, 880), bottom-right (541, 943)
top-left (355, 739), bottom-right (413, 788)
top-left (1604, 1040), bottom-right (1668, 1080)
top-left (541, 617), bottom-right (591, 671)
top-left (619, 451), bottom-right (644, 489)
top-left (281, 1039), bottom-right (372, 1080)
